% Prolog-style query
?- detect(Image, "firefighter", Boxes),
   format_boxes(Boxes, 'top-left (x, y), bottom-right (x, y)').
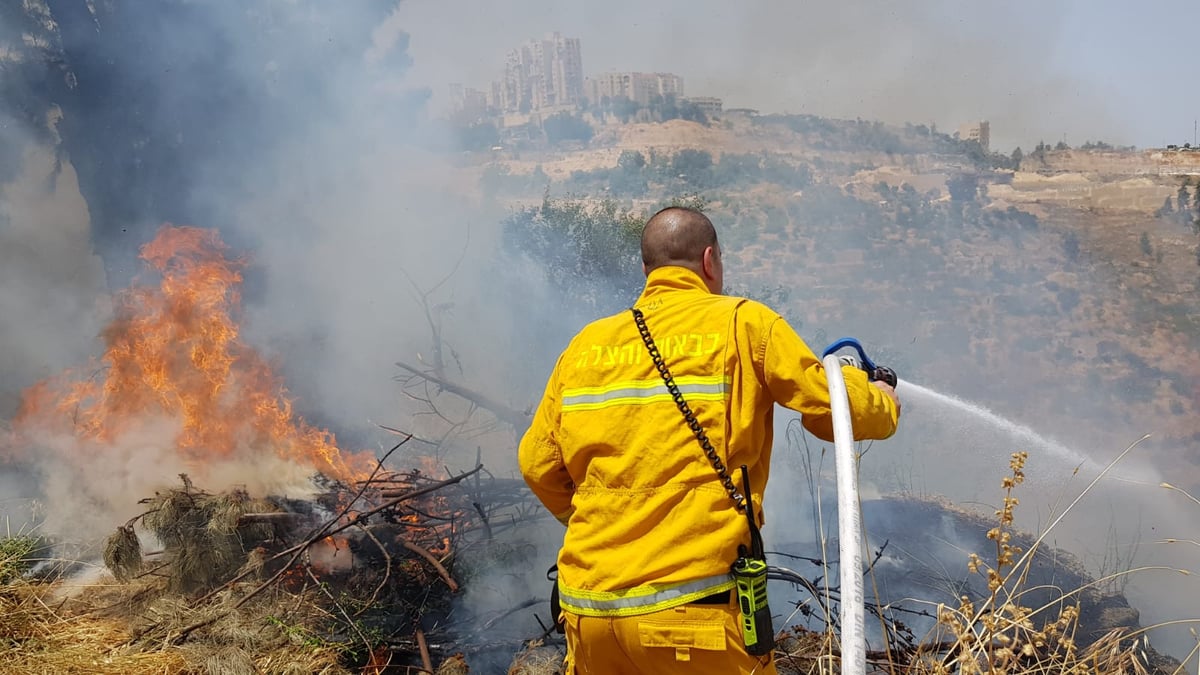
top-left (519, 206), bottom-right (900, 674)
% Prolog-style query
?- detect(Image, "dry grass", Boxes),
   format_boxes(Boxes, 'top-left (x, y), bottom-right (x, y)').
top-left (135, 479), bottom-right (283, 593)
top-left (505, 641), bottom-right (564, 675)
top-left (775, 443), bottom-right (1194, 674)
top-left (102, 525), bottom-right (142, 583)
top-left (0, 571), bottom-right (399, 674)
top-left (3, 451), bottom-right (1195, 673)
top-left (0, 579), bottom-right (188, 674)
top-left (0, 478), bottom-right (350, 674)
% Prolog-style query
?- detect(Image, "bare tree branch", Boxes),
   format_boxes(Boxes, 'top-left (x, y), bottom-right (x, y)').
top-left (395, 361), bottom-right (529, 431)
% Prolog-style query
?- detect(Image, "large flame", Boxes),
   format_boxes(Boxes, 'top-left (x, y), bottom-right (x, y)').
top-left (12, 224), bottom-right (373, 483)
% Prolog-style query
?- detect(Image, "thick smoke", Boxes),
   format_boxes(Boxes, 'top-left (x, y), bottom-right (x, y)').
top-left (0, 150), bottom-right (108, 422)
top-left (0, 3), bottom-right (526, 543)
top-left (2, 0), bottom-right (1198, 662)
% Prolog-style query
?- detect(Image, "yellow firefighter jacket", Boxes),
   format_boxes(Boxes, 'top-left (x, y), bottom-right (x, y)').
top-left (519, 266), bottom-right (899, 617)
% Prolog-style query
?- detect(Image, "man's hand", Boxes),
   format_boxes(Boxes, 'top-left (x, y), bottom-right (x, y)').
top-left (871, 379), bottom-right (901, 416)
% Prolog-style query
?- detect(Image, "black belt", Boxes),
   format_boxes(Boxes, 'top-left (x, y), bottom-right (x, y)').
top-left (690, 590), bottom-right (730, 605)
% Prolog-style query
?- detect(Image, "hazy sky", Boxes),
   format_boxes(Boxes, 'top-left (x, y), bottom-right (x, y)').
top-left (390, 0), bottom-right (1200, 152)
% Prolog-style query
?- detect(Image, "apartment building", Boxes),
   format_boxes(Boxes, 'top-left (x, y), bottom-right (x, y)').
top-left (957, 120), bottom-right (991, 151)
top-left (493, 32), bottom-right (583, 113)
top-left (585, 72), bottom-right (685, 106)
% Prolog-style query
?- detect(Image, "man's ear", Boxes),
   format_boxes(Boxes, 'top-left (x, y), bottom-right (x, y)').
top-left (702, 246), bottom-right (716, 279)
top-left (642, 262), bottom-right (649, 277)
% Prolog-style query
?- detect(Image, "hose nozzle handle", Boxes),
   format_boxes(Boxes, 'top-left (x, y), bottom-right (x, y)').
top-left (872, 366), bottom-right (898, 388)
top-left (822, 337), bottom-right (898, 387)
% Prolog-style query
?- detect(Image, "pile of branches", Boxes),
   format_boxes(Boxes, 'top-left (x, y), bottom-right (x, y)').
top-left (93, 437), bottom-right (552, 673)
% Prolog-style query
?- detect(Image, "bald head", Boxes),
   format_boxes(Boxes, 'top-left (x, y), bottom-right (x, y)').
top-left (641, 207), bottom-right (718, 270)
top-left (641, 206), bottom-right (723, 293)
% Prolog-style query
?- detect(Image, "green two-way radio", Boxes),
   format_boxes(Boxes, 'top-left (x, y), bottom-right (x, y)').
top-left (732, 465), bottom-right (775, 656)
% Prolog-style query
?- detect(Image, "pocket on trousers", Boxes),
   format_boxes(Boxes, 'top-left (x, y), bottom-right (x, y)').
top-left (637, 619), bottom-right (727, 651)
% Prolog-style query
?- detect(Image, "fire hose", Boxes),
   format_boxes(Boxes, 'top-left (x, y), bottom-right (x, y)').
top-left (820, 338), bottom-right (897, 675)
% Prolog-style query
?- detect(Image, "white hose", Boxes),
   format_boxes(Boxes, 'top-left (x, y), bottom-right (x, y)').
top-left (821, 354), bottom-right (866, 675)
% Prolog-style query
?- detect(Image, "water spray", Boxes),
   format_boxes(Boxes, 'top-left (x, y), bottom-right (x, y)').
top-left (906, 379), bottom-right (1084, 461)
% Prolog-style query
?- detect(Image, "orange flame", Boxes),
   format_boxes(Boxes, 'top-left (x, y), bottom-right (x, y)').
top-left (12, 224), bottom-right (374, 482)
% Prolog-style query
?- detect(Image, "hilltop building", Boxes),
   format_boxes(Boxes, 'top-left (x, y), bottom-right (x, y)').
top-left (585, 72), bottom-right (684, 106)
top-left (687, 96), bottom-right (723, 118)
top-left (957, 120), bottom-right (991, 151)
top-left (447, 84), bottom-right (489, 123)
top-left (492, 32), bottom-right (583, 113)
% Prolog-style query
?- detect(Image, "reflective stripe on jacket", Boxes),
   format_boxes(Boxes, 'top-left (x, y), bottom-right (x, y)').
top-left (519, 266), bottom-right (898, 618)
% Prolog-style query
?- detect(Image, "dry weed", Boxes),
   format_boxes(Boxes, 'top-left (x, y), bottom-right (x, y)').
top-left (774, 447), bottom-right (1183, 674)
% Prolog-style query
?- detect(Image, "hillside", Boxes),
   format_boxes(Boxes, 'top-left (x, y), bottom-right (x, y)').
top-left (480, 117), bottom-right (1200, 490)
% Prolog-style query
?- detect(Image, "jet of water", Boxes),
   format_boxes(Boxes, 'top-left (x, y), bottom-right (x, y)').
top-left (900, 379), bottom-right (1104, 474)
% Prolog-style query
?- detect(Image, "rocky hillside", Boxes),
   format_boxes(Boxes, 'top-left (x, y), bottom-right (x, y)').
top-left (479, 117), bottom-right (1200, 489)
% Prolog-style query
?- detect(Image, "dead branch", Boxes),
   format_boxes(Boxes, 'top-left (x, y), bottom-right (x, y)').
top-left (416, 628), bottom-right (433, 673)
top-left (400, 540), bottom-right (458, 592)
top-left (353, 523), bottom-right (392, 615)
top-left (395, 360), bottom-right (529, 430)
top-left (201, 463), bottom-right (483, 609)
top-left (480, 598), bottom-right (540, 631)
top-left (305, 564), bottom-right (373, 659)
top-left (236, 512), bottom-right (301, 524)
top-left (377, 424), bottom-right (440, 447)
top-left (193, 436), bottom-right (414, 606)
top-left (400, 224), bottom-right (471, 382)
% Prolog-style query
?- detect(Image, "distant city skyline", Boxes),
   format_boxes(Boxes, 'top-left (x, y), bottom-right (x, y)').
top-left (445, 32), bottom-right (724, 127)
top-left (387, 1), bottom-right (1200, 152)
top-left (448, 33), bottom-right (700, 117)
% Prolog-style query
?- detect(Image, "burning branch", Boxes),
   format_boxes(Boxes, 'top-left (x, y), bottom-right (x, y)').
top-left (204, 462), bottom-right (483, 609)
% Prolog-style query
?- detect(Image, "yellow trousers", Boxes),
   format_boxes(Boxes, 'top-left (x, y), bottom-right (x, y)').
top-left (562, 602), bottom-right (778, 674)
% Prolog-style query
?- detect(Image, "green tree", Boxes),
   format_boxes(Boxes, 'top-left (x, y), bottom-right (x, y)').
top-left (760, 156), bottom-right (812, 189)
top-left (676, 99), bottom-right (708, 125)
top-left (617, 150), bottom-right (646, 172)
top-left (671, 149), bottom-right (714, 189)
top-left (611, 150), bottom-right (648, 196)
top-left (1194, 184), bottom-right (1200, 231)
top-left (1139, 231), bottom-right (1153, 257)
top-left (501, 198), bottom-right (644, 317)
top-left (455, 122), bottom-right (499, 151)
top-left (611, 96), bottom-right (639, 124)
top-left (1063, 231), bottom-right (1081, 262)
top-left (1010, 147), bottom-right (1023, 169)
top-left (1057, 287), bottom-right (1081, 313)
top-left (543, 112), bottom-right (593, 145)
top-left (1177, 182), bottom-right (1191, 214)
top-left (946, 174), bottom-right (979, 202)
top-left (712, 153), bottom-right (763, 187)
top-left (1156, 195), bottom-right (1175, 217)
